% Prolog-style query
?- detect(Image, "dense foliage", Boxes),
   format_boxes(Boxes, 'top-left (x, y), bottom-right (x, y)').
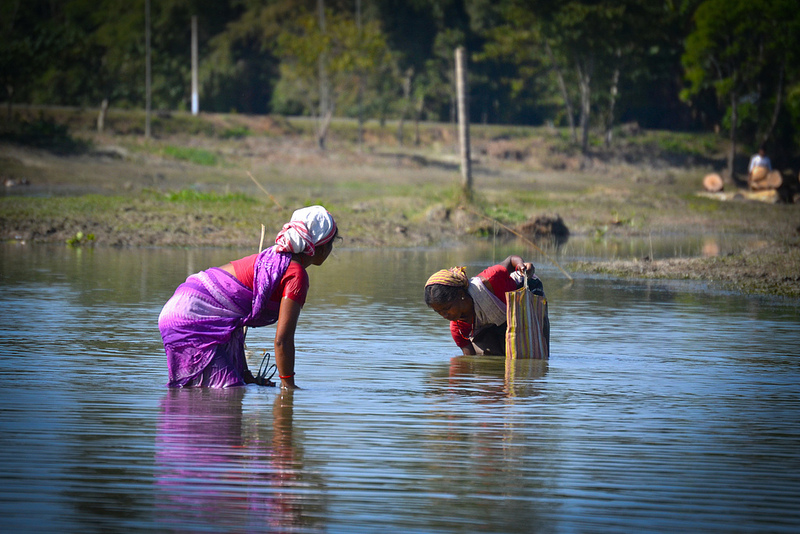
top-left (2, 0), bottom-right (799, 161)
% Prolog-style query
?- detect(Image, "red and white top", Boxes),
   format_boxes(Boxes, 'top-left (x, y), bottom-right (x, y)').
top-left (230, 253), bottom-right (309, 307)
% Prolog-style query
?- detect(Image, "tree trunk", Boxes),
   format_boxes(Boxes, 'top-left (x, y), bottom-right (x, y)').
top-left (414, 94), bottom-right (424, 146)
top-left (604, 49), bottom-right (621, 148)
top-left (726, 91), bottom-right (738, 183)
top-left (544, 41), bottom-right (577, 143)
top-left (357, 78), bottom-right (364, 151)
top-left (397, 68), bottom-right (412, 146)
top-left (576, 61), bottom-right (592, 158)
top-left (6, 85), bottom-right (13, 121)
top-left (317, 107), bottom-right (334, 150)
top-left (759, 60), bottom-right (784, 147)
top-left (97, 98), bottom-right (108, 133)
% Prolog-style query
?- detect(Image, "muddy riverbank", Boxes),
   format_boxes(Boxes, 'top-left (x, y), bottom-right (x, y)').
top-left (2, 108), bottom-right (799, 297)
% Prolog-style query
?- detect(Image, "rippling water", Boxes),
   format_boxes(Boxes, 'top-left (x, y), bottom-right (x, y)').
top-left (1, 243), bottom-right (799, 533)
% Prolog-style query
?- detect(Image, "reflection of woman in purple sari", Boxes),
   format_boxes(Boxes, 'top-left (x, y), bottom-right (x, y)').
top-left (158, 206), bottom-right (337, 389)
top-left (154, 388), bottom-right (325, 531)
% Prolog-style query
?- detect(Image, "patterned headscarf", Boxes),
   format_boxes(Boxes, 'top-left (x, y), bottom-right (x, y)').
top-left (274, 205), bottom-right (337, 255)
top-left (425, 266), bottom-right (469, 288)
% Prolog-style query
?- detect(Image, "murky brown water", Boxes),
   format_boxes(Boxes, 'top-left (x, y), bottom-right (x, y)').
top-left (1, 242), bottom-right (799, 532)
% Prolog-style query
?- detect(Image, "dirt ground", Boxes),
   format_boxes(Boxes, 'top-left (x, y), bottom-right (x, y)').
top-left (2, 111), bottom-right (799, 298)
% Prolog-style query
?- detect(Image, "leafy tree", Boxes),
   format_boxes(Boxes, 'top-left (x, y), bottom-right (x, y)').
top-left (478, 1), bottom-right (575, 138)
top-left (275, 2), bottom-right (392, 149)
top-left (202, 0), bottom-right (304, 114)
top-left (683, 0), bottom-right (800, 179)
top-left (480, 0), bottom-right (665, 156)
top-left (1, 0), bottom-right (74, 118)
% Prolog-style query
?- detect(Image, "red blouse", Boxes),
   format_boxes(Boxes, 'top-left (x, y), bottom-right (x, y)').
top-left (230, 253), bottom-right (309, 307)
top-left (450, 264), bottom-right (517, 348)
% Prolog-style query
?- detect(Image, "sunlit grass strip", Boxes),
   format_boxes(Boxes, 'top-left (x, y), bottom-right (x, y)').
top-left (162, 145), bottom-right (219, 166)
top-left (159, 189), bottom-right (255, 203)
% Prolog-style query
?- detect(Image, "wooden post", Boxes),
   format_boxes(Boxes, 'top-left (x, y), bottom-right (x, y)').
top-left (191, 15), bottom-right (199, 115)
top-left (455, 47), bottom-right (472, 198)
top-left (145, 0), bottom-right (151, 138)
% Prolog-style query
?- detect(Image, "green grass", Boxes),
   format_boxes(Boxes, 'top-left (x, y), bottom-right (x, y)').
top-left (159, 189), bottom-right (255, 203)
top-left (220, 125), bottom-right (251, 139)
top-left (162, 145), bottom-right (219, 166)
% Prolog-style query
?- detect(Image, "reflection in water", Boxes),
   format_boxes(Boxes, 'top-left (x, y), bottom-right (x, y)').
top-left (702, 238), bottom-right (720, 257)
top-left (419, 357), bottom-right (557, 532)
top-left (3, 244), bottom-right (800, 532)
top-left (504, 359), bottom-right (549, 398)
top-left (154, 389), bottom-right (325, 532)
top-left (433, 355), bottom-right (548, 400)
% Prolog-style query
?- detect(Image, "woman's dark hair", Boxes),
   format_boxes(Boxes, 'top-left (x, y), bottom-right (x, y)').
top-left (314, 228), bottom-right (341, 254)
top-left (424, 284), bottom-right (468, 306)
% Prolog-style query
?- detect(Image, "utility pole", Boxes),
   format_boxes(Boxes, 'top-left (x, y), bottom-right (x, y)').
top-left (455, 47), bottom-right (472, 198)
top-left (316, 0), bottom-right (330, 150)
top-left (145, 0), bottom-right (151, 138)
top-left (356, 0), bottom-right (364, 151)
top-left (191, 15), bottom-right (198, 115)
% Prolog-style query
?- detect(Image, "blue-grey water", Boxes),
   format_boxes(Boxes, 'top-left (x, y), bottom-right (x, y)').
top-left (1, 242), bottom-right (798, 533)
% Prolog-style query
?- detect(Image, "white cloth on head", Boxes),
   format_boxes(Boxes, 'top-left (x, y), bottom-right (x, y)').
top-left (274, 205), bottom-right (337, 255)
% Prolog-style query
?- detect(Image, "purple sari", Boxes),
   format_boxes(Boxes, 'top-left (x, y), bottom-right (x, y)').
top-left (158, 247), bottom-right (292, 387)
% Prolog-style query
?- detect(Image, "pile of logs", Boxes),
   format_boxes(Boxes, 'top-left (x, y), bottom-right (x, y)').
top-left (749, 167), bottom-right (784, 191)
top-left (701, 169), bottom-right (799, 203)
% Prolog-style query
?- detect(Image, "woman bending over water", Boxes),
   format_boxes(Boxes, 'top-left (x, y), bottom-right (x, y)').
top-left (158, 205), bottom-right (338, 389)
top-left (424, 255), bottom-right (549, 356)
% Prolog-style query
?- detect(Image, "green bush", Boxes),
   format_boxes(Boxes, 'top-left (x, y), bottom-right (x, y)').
top-left (220, 125), bottom-right (251, 139)
top-left (0, 115), bottom-right (90, 154)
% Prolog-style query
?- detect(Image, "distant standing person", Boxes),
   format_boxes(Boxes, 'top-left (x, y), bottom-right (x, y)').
top-left (748, 146), bottom-right (772, 187)
top-left (158, 205), bottom-right (338, 390)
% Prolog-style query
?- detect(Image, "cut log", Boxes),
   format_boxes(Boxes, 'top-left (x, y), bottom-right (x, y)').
top-left (751, 166), bottom-right (769, 181)
top-left (703, 173), bottom-right (724, 192)
top-left (750, 170), bottom-right (782, 191)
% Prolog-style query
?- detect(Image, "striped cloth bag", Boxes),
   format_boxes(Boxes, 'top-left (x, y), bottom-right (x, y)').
top-left (505, 277), bottom-right (549, 360)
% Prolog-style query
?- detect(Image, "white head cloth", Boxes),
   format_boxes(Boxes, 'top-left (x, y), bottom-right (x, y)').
top-left (274, 205), bottom-right (337, 255)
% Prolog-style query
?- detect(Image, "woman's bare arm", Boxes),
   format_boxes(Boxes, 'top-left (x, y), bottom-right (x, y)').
top-left (274, 297), bottom-right (302, 390)
top-left (498, 255), bottom-right (533, 274)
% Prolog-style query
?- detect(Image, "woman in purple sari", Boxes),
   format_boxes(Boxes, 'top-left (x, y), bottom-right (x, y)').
top-left (158, 205), bottom-right (337, 390)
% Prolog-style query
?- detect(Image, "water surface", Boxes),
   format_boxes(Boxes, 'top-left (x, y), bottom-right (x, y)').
top-left (1, 243), bottom-right (798, 533)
